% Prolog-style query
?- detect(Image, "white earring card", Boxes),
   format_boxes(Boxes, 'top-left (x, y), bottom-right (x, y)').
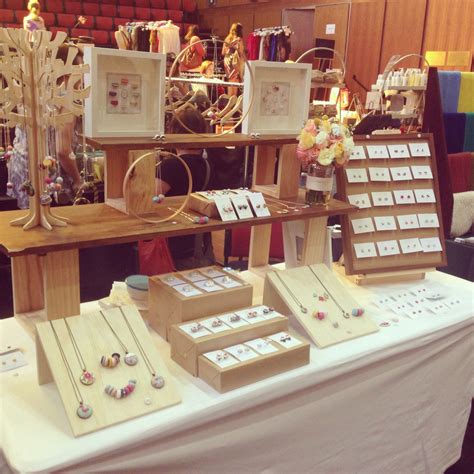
top-left (336, 134), bottom-right (446, 275)
top-left (242, 61), bottom-right (312, 135)
top-left (84, 48), bottom-right (166, 137)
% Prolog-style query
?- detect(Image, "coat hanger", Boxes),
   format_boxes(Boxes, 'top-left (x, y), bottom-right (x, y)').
top-left (219, 95), bottom-right (243, 125)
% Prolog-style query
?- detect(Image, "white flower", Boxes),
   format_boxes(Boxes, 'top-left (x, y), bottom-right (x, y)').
top-left (317, 148), bottom-right (335, 166)
top-left (315, 131), bottom-right (329, 147)
top-left (343, 137), bottom-right (355, 154)
top-left (330, 124), bottom-right (342, 137)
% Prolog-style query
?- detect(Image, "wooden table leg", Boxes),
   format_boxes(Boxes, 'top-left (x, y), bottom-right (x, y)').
top-left (11, 254), bottom-right (44, 314)
top-left (43, 249), bottom-right (80, 320)
top-left (104, 147), bottom-right (129, 199)
top-left (249, 224), bottom-right (272, 269)
top-left (276, 144), bottom-right (299, 199)
top-left (301, 216), bottom-right (328, 265)
top-left (253, 145), bottom-right (277, 187)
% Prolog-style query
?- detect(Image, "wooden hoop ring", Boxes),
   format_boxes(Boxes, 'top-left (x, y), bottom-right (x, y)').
top-left (122, 149), bottom-right (193, 224)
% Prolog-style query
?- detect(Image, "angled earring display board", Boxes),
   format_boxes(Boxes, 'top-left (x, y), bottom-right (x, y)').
top-left (336, 133), bottom-right (447, 276)
top-left (36, 305), bottom-right (181, 437)
top-left (263, 265), bottom-right (378, 348)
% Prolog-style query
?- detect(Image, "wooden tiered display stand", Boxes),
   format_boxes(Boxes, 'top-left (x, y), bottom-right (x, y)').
top-left (0, 134), bottom-right (356, 334)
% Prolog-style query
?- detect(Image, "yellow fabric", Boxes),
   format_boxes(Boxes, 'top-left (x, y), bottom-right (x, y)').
top-left (458, 72), bottom-right (474, 113)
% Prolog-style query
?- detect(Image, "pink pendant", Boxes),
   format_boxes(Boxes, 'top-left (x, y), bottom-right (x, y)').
top-left (80, 370), bottom-right (95, 385)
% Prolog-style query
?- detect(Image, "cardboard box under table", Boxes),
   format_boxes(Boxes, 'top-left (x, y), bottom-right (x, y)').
top-left (198, 331), bottom-right (310, 393)
top-left (170, 306), bottom-right (289, 376)
top-left (148, 268), bottom-right (253, 339)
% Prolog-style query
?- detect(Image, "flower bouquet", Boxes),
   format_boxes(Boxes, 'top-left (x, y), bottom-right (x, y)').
top-left (297, 116), bottom-right (354, 205)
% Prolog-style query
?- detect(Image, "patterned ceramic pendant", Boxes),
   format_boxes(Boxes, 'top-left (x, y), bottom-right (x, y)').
top-left (76, 403), bottom-right (93, 419)
top-left (124, 352), bottom-right (139, 366)
top-left (80, 370), bottom-right (95, 385)
top-left (151, 375), bottom-right (165, 389)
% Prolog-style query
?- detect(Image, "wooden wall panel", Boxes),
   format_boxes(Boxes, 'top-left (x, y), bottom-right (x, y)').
top-left (422, 0), bottom-right (474, 53)
top-left (380, 0), bottom-right (427, 69)
top-left (254, 8), bottom-right (282, 29)
top-left (345, 0), bottom-right (386, 100)
top-left (227, 10), bottom-right (255, 38)
top-left (314, 3), bottom-right (350, 58)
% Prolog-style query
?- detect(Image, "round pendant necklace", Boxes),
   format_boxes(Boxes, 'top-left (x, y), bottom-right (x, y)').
top-left (64, 318), bottom-right (95, 385)
top-left (49, 321), bottom-right (93, 420)
top-left (308, 266), bottom-right (363, 319)
top-left (119, 307), bottom-right (165, 389)
top-left (273, 272), bottom-right (308, 314)
top-left (99, 311), bottom-right (139, 366)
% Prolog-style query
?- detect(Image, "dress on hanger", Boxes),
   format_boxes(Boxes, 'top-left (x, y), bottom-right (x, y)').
top-left (157, 22), bottom-right (181, 55)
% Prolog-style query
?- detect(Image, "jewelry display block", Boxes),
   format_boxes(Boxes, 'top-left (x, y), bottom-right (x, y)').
top-left (170, 305), bottom-right (289, 376)
top-left (337, 133), bottom-right (447, 275)
top-left (198, 330), bottom-right (310, 393)
top-left (84, 48), bottom-right (166, 138)
top-left (35, 305), bottom-right (181, 437)
top-left (263, 265), bottom-right (378, 348)
top-left (149, 267), bottom-right (253, 340)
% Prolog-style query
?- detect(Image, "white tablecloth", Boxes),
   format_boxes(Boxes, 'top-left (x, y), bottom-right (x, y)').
top-left (0, 271), bottom-right (473, 473)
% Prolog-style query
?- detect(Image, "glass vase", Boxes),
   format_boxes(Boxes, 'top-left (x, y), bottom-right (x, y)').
top-left (305, 162), bottom-right (334, 205)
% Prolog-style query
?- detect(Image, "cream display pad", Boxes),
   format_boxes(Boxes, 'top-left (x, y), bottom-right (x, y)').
top-left (36, 306), bottom-right (181, 437)
top-left (263, 265), bottom-right (378, 348)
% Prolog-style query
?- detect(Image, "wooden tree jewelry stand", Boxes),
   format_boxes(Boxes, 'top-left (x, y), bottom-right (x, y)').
top-left (263, 264), bottom-right (379, 348)
top-left (36, 305), bottom-right (181, 437)
top-left (336, 133), bottom-right (446, 285)
top-left (0, 28), bottom-right (90, 231)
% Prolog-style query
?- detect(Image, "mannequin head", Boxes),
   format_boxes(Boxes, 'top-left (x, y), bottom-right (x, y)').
top-left (27, 1), bottom-right (41, 18)
top-left (200, 60), bottom-right (214, 78)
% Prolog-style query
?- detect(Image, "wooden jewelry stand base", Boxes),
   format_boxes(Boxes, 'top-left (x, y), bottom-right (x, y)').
top-left (36, 305), bottom-right (181, 437)
top-left (263, 264), bottom-right (379, 348)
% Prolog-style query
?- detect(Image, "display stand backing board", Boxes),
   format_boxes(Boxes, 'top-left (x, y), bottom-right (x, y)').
top-left (36, 305), bottom-right (181, 437)
top-left (263, 265), bottom-right (378, 348)
top-left (336, 133), bottom-right (447, 275)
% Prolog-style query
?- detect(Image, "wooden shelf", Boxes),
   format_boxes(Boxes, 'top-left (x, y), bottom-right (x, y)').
top-left (390, 112), bottom-right (419, 119)
top-left (0, 198), bottom-right (356, 258)
top-left (311, 82), bottom-right (345, 89)
top-left (86, 133), bottom-right (298, 151)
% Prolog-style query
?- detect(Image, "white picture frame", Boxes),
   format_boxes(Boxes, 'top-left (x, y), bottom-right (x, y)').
top-left (84, 47), bottom-right (166, 138)
top-left (242, 61), bottom-right (312, 136)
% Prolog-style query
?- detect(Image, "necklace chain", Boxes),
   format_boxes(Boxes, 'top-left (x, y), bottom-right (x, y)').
top-left (100, 310), bottom-right (129, 353)
top-left (118, 307), bottom-right (156, 376)
top-left (49, 321), bottom-right (84, 406)
top-left (308, 266), bottom-right (349, 318)
top-left (273, 272), bottom-right (308, 313)
top-left (64, 318), bottom-right (87, 372)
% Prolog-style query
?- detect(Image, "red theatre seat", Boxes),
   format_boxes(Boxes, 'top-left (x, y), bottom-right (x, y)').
top-left (114, 18), bottom-right (130, 28)
top-left (50, 26), bottom-right (69, 38)
top-left (183, 0), bottom-right (196, 12)
top-left (43, 0), bottom-right (64, 13)
top-left (119, 0), bottom-right (134, 5)
top-left (118, 6), bottom-right (135, 19)
top-left (151, 8), bottom-right (166, 20)
top-left (0, 9), bottom-right (14, 22)
top-left (41, 11), bottom-right (56, 26)
top-left (65, 2), bottom-right (83, 15)
top-left (135, 7), bottom-right (151, 20)
top-left (56, 13), bottom-right (76, 28)
top-left (168, 9), bottom-right (183, 22)
top-left (135, 0), bottom-right (151, 7)
top-left (90, 30), bottom-right (110, 46)
top-left (83, 3), bottom-right (100, 16)
top-left (150, 0), bottom-right (166, 7)
top-left (100, 4), bottom-right (117, 17)
top-left (101, 0), bottom-right (116, 4)
top-left (5, 0), bottom-right (23, 10)
top-left (95, 16), bottom-right (113, 31)
top-left (167, 0), bottom-right (181, 9)
top-left (72, 27), bottom-right (91, 37)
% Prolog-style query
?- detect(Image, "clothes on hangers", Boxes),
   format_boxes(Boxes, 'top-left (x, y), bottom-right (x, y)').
top-left (157, 21), bottom-right (181, 55)
top-left (246, 26), bottom-right (293, 62)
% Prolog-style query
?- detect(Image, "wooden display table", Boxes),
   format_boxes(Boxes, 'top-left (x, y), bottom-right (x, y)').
top-left (0, 197), bottom-right (356, 323)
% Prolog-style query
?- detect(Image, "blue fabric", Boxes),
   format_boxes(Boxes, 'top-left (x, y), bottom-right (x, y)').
top-left (438, 71), bottom-right (461, 113)
top-left (443, 113), bottom-right (466, 153)
top-left (269, 34), bottom-right (278, 61)
top-left (463, 113), bottom-right (474, 152)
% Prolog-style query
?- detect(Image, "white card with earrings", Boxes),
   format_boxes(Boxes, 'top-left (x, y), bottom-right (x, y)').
top-left (393, 190), bottom-right (416, 205)
top-left (235, 308), bottom-right (267, 324)
top-left (376, 240), bottom-right (400, 256)
top-left (244, 338), bottom-right (279, 355)
top-left (354, 242), bottom-right (377, 258)
top-left (374, 216), bottom-right (397, 231)
top-left (420, 237), bottom-right (442, 253)
top-left (268, 332), bottom-right (303, 349)
top-left (351, 217), bottom-right (375, 234)
top-left (173, 284), bottom-right (203, 297)
top-left (390, 166), bottom-right (413, 181)
top-left (414, 189), bottom-right (436, 203)
top-left (409, 142), bottom-right (431, 157)
top-left (179, 322), bottom-right (212, 339)
top-left (411, 165), bottom-right (433, 179)
top-left (248, 192), bottom-right (271, 217)
top-left (214, 196), bottom-right (239, 221)
top-left (367, 145), bottom-right (390, 159)
top-left (418, 213), bottom-right (440, 228)
top-left (349, 146), bottom-right (366, 160)
top-left (399, 238), bottom-right (423, 254)
top-left (200, 268), bottom-right (226, 278)
top-left (224, 344), bottom-right (259, 362)
top-left (180, 270), bottom-right (207, 282)
top-left (218, 313), bottom-right (250, 329)
top-left (159, 274), bottom-right (186, 286)
top-left (213, 275), bottom-right (242, 289)
top-left (194, 279), bottom-right (223, 293)
top-left (387, 144), bottom-right (410, 158)
top-left (397, 214), bottom-right (419, 230)
top-left (348, 193), bottom-right (371, 208)
top-left (372, 191), bottom-right (394, 206)
top-left (203, 350), bottom-right (239, 368)
top-left (199, 317), bottom-right (232, 334)
top-left (230, 195), bottom-right (254, 219)
top-left (346, 168), bottom-right (369, 183)
top-left (368, 167), bottom-right (391, 182)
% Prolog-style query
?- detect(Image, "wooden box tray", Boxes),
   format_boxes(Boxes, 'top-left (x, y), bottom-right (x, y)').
top-left (170, 305), bottom-right (289, 376)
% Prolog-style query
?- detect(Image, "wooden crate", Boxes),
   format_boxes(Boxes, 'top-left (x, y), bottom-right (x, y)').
top-left (170, 307), bottom-right (289, 376)
top-left (198, 332), bottom-right (310, 393)
top-left (148, 268), bottom-right (253, 339)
